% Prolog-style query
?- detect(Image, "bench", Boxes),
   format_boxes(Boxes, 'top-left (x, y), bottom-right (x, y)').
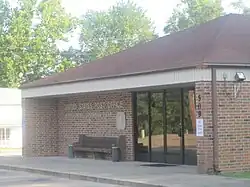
top-left (72, 134), bottom-right (126, 160)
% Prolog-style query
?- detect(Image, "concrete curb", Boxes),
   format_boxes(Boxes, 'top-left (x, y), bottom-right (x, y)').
top-left (0, 164), bottom-right (167, 187)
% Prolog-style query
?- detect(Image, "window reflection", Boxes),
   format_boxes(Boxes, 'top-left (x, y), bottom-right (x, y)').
top-left (135, 88), bottom-right (197, 165)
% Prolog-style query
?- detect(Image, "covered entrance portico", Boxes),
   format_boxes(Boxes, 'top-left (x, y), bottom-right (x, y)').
top-left (21, 67), bottom-right (209, 172)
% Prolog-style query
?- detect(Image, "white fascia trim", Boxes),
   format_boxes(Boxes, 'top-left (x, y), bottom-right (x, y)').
top-left (22, 68), bottom-right (211, 98)
top-left (216, 68), bottom-right (250, 81)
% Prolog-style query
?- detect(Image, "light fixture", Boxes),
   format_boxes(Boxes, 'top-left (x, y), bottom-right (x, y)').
top-left (234, 72), bottom-right (246, 82)
top-left (233, 72), bottom-right (246, 98)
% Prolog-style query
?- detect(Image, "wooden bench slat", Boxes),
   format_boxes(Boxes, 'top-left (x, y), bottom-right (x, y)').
top-left (73, 147), bottom-right (111, 153)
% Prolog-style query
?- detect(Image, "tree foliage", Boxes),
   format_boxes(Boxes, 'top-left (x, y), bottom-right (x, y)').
top-left (0, 0), bottom-right (76, 87)
top-left (164, 0), bottom-right (224, 34)
top-left (60, 46), bottom-right (96, 65)
top-left (0, 0), bottom-right (157, 87)
top-left (79, 0), bottom-right (156, 60)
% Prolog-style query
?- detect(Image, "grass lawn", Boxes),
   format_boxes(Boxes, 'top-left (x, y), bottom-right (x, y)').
top-left (223, 172), bottom-right (250, 179)
top-left (0, 148), bottom-right (21, 152)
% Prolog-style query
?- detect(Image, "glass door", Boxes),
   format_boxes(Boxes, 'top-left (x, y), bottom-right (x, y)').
top-left (150, 92), bottom-right (165, 162)
top-left (136, 92), bottom-right (149, 162)
top-left (183, 89), bottom-right (197, 165)
top-left (164, 89), bottom-right (183, 165)
top-left (134, 88), bottom-right (197, 165)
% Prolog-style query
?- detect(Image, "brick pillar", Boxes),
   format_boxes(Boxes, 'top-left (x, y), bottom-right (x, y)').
top-left (195, 82), bottom-right (215, 173)
top-left (22, 98), bottom-right (58, 157)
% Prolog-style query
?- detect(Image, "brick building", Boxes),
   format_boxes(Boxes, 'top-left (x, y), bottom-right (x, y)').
top-left (21, 14), bottom-right (250, 174)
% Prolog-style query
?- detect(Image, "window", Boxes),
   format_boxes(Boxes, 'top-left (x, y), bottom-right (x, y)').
top-left (6, 128), bottom-right (10, 140)
top-left (0, 128), bottom-right (10, 141)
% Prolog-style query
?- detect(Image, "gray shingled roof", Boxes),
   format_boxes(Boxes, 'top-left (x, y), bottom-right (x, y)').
top-left (21, 14), bottom-right (250, 89)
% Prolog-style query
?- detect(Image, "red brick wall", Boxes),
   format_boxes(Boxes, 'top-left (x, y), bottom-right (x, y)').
top-left (23, 92), bottom-right (134, 161)
top-left (217, 81), bottom-right (250, 172)
top-left (196, 81), bottom-right (250, 173)
top-left (195, 82), bottom-right (214, 173)
top-left (57, 92), bottom-right (134, 160)
top-left (22, 98), bottom-right (58, 157)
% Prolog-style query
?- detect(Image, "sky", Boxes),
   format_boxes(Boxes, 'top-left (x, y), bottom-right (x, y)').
top-left (61, 0), bottom-right (179, 36)
top-left (9, 0), bottom-right (250, 48)
top-left (60, 0), bottom-right (250, 36)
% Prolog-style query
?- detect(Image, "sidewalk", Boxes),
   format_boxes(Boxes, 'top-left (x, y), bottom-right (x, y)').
top-left (0, 156), bottom-right (249, 187)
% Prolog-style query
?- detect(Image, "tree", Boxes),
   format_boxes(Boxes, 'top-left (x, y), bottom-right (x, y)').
top-left (0, 0), bottom-right (11, 31)
top-left (0, 0), bottom-right (11, 86)
top-left (0, 0), bottom-right (77, 87)
top-left (164, 0), bottom-right (224, 34)
top-left (79, 0), bottom-right (156, 60)
top-left (60, 46), bottom-right (95, 65)
top-left (231, 0), bottom-right (250, 14)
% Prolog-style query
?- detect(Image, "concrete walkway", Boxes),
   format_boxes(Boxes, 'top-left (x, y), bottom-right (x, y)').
top-left (0, 169), bottom-right (125, 187)
top-left (0, 156), bottom-right (249, 187)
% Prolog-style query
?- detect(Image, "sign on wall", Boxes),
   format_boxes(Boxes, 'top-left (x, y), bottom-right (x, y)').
top-left (116, 112), bottom-right (126, 130)
top-left (196, 118), bottom-right (204, 137)
top-left (196, 94), bottom-right (204, 136)
top-left (197, 94), bottom-right (202, 118)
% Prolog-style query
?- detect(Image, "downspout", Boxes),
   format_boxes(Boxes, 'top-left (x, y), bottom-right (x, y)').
top-left (211, 67), bottom-right (219, 174)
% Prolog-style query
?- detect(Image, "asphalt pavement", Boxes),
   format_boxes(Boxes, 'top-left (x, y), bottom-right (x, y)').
top-left (0, 169), bottom-right (125, 187)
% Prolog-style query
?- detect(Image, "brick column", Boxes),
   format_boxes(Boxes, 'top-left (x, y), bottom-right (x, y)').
top-left (22, 98), bottom-right (58, 157)
top-left (195, 82), bottom-right (215, 173)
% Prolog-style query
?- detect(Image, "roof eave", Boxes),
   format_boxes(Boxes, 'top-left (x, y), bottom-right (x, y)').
top-left (20, 63), bottom-right (250, 90)
top-left (20, 64), bottom-right (201, 90)
top-left (204, 62), bottom-right (250, 68)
